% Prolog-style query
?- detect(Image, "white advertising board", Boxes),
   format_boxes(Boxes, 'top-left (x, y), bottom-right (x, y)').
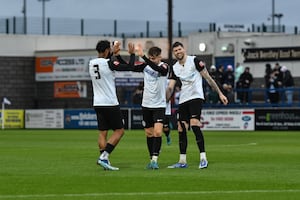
top-left (25, 109), bottom-right (64, 129)
top-left (201, 109), bottom-right (255, 131)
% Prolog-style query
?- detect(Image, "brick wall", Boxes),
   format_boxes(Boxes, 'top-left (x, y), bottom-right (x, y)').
top-left (0, 56), bottom-right (94, 109)
top-left (0, 56), bottom-right (36, 109)
top-left (35, 81), bottom-right (93, 109)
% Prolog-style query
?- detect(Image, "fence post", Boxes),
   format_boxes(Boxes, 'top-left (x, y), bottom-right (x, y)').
top-left (209, 23), bottom-right (215, 32)
top-left (146, 21), bottom-right (149, 38)
top-left (262, 23), bottom-right (266, 32)
top-left (24, 16), bottom-right (27, 34)
top-left (13, 16), bottom-right (16, 34)
top-left (81, 19), bottom-right (84, 36)
top-left (6, 18), bottom-right (9, 34)
top-left (257, 26), bottom-right (260, 32)
top-left (47, 18), bottom-right (50, 35)
top-left (159, 31), bottom-right (163, 37)
top-left (114, 20), bottom-right (117, 37)
top-left (121, 33), bottom-right (125, 47)
top-left (178, 22), bottom-right (182, 37)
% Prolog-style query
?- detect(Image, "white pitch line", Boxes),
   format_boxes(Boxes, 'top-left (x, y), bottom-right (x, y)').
top-left (217, 142), bottom-right (257, 147)
top-left (0, 189), bottom-right (299, 199)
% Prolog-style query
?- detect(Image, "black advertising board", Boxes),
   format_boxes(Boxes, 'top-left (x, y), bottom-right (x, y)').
top-left (255, 108), bottom-right (300, 130)
top-left (131, 109), bottom-right (144, 129)
top-left (242, 47), bottom-right (300, 62)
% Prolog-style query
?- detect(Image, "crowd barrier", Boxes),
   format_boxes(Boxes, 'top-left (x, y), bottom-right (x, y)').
top-left (203, 87), bottom-right (300, 108)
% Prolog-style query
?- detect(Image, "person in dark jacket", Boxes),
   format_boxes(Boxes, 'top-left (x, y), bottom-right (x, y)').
top-left (237, 67), bottom-right (253, 103)
top-left (280, 66), bottom-right (295, 105)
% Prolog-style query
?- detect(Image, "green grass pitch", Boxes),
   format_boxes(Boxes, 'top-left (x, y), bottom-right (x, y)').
top-left (0, 129), bottom-right (299, 200)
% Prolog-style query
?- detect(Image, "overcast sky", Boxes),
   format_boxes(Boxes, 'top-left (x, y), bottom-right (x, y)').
top-left (0, 0), bottom-right (299, 28)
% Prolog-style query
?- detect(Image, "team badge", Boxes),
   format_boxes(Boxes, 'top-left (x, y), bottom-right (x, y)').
top-left (113, 61), bottom-right (120, 66)
top-left (161, 63), bottom-right (168, 69)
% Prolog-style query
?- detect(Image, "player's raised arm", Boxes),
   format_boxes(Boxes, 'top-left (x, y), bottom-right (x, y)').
top-left (136, 44), bottom-right (168, 75)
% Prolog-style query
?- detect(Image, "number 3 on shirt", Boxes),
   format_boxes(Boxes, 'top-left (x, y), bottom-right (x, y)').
top-left (93, 64), bottom-right (101, 79)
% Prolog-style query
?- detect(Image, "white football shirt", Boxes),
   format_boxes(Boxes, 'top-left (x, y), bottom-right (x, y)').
top-left (171, 55), bottom-right (204, 104)
top-left (142, 62), bottom-right (168, 108)
top-left (89, 58), bottom-right (119, 106)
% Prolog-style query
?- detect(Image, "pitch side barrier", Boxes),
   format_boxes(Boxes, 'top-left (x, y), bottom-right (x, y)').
top-left (1, 107), bottom-right (299, 131)
top-left (226, 87), bottom-right (300, 108)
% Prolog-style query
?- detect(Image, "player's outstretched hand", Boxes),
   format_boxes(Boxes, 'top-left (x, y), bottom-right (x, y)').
top-left (136, 44), bottom-right (144, 57)
top-left (113, 41), bottom-right (121, 55)
top-left (128, 42), bottom-right (135, 54)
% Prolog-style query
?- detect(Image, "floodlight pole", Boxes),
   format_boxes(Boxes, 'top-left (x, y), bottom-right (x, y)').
top-left (272, 0), bottom-right (275, 32)
top-left (168, 0), bottom-right (173, 64)
top-left (38, 0), bottom-right (51, 35)
top-left (22, 0), bottom-right (27, 34)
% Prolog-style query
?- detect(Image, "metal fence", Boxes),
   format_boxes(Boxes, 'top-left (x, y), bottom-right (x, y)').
top-left (1, 16), bottom-right (299, 37)
top-left (0, 16), bottom-right (213, 37)
top-left (203, 87), bottom-right (300, 108)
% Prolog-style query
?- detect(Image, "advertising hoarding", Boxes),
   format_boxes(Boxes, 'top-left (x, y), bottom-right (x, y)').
top-left (201, 109), bottom-right (255, 131)
top-left (25, 109), bottom-right (64, 129)
top-left (255, 108), bottom-right (300, 130)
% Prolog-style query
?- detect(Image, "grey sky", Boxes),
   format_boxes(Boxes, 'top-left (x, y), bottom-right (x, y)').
top-left (0, 0), bottom-right (299, 28)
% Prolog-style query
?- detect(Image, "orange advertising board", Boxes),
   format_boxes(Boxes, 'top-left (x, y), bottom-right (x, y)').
top-left (35, 57), bottom-right (57, 73)
top-left (54, 82), bottom-right (87, 98)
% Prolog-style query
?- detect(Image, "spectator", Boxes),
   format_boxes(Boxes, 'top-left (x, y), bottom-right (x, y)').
top-left (216, 64), bottom-right (225, 86)
top-left (266, 70), bottom-right (281, 104)
top-left (272, 63), bottom-right (283, 103)
top-left (132, 81), bottom-right (144, 105)
top-left (223, 65), bottom-right (235, 103)
top-left (237, 67), bottom-right (253, 103)
top-left (206, 65), bottom-right (219, 104)
top-left (234, 62), bottom-right (244, 103)
top-left (234, 62), bottom-right (244, 86)
top-left (281, 66), bottom-right (294, 105)
top-left (264, 63), bottom-right (273, 102)
top-left (224, 65), bottom-right (235, 88)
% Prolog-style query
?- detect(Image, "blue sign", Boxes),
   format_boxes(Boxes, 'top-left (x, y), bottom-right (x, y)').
top-left (64, 109), bottom-right (98, 129)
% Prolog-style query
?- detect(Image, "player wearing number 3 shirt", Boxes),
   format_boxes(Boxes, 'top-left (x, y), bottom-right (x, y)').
top-left (89, 40), bottom-right (135, 171)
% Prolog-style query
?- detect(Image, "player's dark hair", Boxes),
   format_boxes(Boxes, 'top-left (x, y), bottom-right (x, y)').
top-left (148, 46), bottom-right (161, 57)
top-left (172, 41), bottom-right (184, 49)
top-left (96, 40), bottom-right (110, 53)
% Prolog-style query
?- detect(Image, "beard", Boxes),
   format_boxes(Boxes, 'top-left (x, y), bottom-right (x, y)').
top-left (175, 53), bottom-right (184, 61)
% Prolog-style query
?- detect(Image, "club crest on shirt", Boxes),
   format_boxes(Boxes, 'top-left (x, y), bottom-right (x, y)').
top-left (161, 63), bottom-right (168, 69)
top-left (198, 61), bottom-right (205, 67)
top-left (113, 61), bottom-right (120, 66)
